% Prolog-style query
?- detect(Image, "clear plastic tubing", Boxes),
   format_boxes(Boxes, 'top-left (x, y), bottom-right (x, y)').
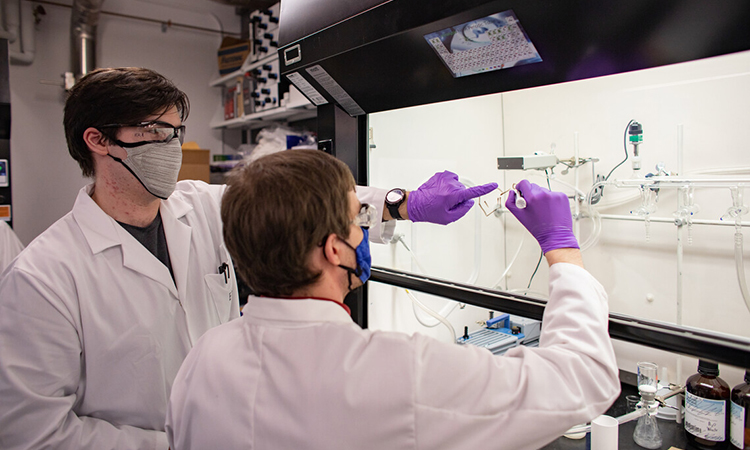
top-left (735, 223), bottom-right (750, 314)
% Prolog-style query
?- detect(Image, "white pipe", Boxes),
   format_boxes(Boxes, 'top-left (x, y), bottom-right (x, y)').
top-left (731, 187), bottom-right (750, 315)
top-left (573, 131), bottom-right (586, 240)
top-left (676, 193), bottom-right (684, 327)
top-left (405, 289), bottom-right (456, 342)
top-left (397, 234), bottom-right (460, 326)
top-left (403, 178), bottom-right (482, 331)
top-left (549, 177), bottom-right (589, 199)
top-left (613, 176), bottom-right (750, 188)
top-left (598, 213), bottom-right (750, 228)
top-left (0, 0), bottom-right (18, 42)
top-left (458, 177), bottom-right (482, 286)
top-left (677, 124), bottom-right (684, 176)
top-left (398, 235), bottom-right (460, 327)
top-left (578, 206), bottom-right (602, 251)
top-left (549, 174), bottom-right (601, 250)
top-left (688, 167), bottom-right (750, 176)
top-left (734, 230), bottom-right (750, 315)
top-left (491, 236), bottom-right (525, 289)
top-left (3, 0), bottom-right (19, 43)
top-left (10, 0), bottom-right (35, 65)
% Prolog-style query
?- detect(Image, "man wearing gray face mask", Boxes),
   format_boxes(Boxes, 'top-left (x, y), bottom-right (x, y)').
top-left (0, 67), bottom-right (497, 450)
top-left (0, 68), bottom-right (233, 450)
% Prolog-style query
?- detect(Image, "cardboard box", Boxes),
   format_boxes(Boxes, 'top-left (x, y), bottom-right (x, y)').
top-left (179, 142), bottom-right (210, 183)
top-left (218, 37), bottom-right (251, 75)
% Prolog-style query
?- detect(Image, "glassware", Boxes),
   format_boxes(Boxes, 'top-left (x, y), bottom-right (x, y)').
top-left (630, 186), bottom-right (658, 242)
top-left (633, 362), bottom-right (663, 449)
top-left (633, 414), bottom-right (663, 449)
top-left (626, 394), bottom-right (641, 412)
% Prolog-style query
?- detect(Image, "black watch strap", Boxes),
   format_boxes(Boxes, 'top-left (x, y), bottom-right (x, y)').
top-left (385, 188), bottom-right (406, 220)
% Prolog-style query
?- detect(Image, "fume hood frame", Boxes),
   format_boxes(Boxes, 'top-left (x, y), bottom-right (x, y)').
top-left (279, 0), bottom-right (750, 115)
top-left (371, 267), bottom-right (750, 370)
top-left (277, 0), bottom-right (750, 369)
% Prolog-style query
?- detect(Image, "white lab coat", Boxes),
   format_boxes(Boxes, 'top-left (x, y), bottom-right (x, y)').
top-left (166, 263), bottom-right (620, 450)
top-left (0, 181), bottom-right (238, 449)
top-left (0, 220), bottom-right (23, 272)
top-left (0, 180), bottom-right (391, 450)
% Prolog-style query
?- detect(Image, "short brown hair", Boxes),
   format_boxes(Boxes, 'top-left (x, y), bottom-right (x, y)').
top-left (63, 67), bottom-right (190, 177)
top-left (222, 149), bottom-right (356, 296)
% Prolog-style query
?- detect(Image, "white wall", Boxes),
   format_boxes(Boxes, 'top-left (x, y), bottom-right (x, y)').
top-left (8, 0), bottom-right (240, 244)
top-left (368, 50), bottom-right (750, 387)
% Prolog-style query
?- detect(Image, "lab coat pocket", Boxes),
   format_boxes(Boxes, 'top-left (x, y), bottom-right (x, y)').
top-left (204, 272), bottom-right (233, 324)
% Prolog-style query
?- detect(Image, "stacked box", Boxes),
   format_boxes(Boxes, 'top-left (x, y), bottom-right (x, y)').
top-left (250, 40), bottom-right (281, 112)
top-left (217, 38), bottom-right (251, 75)
top-left (248, 2), bottom-right (280, 63)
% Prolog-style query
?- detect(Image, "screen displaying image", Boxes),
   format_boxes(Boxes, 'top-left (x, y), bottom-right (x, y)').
top-left (424, 10), bottom-right (542, 78)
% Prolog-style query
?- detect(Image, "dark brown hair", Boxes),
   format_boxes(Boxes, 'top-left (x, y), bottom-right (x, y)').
top-left (221, 149), bottom-right (356, 296)
top-left (63, 67), bottom-right (190, 177)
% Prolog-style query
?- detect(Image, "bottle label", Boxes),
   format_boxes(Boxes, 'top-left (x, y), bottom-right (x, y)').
top-left (685, 391), bottom-right (726, 441)
top-left (731, 400), bottom-right (745, 449)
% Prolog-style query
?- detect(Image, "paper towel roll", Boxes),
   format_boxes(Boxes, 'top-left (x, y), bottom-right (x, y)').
top-left (591, 415), bottom-right (619, 450)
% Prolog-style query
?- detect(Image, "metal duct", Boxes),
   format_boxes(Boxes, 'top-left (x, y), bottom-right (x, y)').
top-left (70, 0), bottom-right (103, 80)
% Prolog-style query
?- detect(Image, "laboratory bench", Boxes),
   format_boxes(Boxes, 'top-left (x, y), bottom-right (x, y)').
top-left (543, 382), bottom-right (689, 450)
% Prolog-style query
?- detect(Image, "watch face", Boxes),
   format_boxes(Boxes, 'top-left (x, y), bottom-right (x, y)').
top-left (386, 189), bottom-right (405, 203)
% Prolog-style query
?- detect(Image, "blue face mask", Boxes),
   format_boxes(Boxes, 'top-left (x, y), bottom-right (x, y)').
top-left (338, 227), bottom-right (371, 291)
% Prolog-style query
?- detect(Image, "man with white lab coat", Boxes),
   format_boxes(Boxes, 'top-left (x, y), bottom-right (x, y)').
top-left (165, 150), bottom-right (620, 450)
top-left (0, 68), bottom-right (496, 450)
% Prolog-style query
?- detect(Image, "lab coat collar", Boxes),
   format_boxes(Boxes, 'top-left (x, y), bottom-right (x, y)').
top-left (72, 184), bottom-right (194, 298)
top-left (243, 295), bottom-right (357, 326)
top-left (159, 192), bottom-right (193, 298)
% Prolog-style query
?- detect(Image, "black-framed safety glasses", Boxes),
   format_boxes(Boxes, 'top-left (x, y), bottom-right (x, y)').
top-left (99, 121), bottom-right (186, 148)
top-left (353, 203), bottom-right (378, 229)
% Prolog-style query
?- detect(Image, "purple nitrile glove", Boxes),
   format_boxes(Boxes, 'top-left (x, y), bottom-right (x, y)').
top-left (506, 179), bottom-right (579, 253)
top-left (407, 171), bottom-right (498, 225)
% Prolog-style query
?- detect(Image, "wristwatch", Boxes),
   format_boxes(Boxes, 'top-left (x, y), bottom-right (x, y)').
top-left (385, 188), bottom-right (407, 220)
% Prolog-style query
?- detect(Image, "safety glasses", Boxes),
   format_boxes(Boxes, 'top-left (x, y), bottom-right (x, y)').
top-left (99, 121), bottom-right (186, 148)
top-left (353, 203), bottom-right (378, 229)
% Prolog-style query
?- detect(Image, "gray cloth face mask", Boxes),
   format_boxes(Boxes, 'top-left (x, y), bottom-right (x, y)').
top-left (108, 139), bottom-right (183, 199)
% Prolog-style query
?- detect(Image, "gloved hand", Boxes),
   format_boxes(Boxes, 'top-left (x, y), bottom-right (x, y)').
top-left (506, 180), bottom-right (579, 253)
top-left (407, 171), bottom-right (498, 225)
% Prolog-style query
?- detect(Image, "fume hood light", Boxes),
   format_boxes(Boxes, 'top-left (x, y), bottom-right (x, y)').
top-left (496, 153), bottom-right (558, 171)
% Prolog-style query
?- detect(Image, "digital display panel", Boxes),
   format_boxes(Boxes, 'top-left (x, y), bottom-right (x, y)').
top-left (424, 10), bottom-right (542, 78)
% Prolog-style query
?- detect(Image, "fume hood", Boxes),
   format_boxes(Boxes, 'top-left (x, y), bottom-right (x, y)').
top-left (279, 0), bottom-right (750, 115)
top-left (277, 0), bottom-right (750, 369)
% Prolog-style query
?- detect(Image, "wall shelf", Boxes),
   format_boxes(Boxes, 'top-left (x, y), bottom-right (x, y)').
top-left (210, 54), bottom-right (277, 87)
top-left (210, 2), bottom-right (315, 131)
top-left (210, 103), bottom-right (316, 130)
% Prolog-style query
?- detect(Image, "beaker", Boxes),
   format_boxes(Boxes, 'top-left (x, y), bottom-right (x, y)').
top-left (637, 361), bottom-right (658, 395)
top-left (626, 394), bottom-right (640, 412)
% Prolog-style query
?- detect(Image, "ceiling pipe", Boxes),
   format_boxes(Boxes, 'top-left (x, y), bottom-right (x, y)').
top-left (0, 0), bottom-right (19, 43)
top-left (70, 0), bottom-right (103, 81)
top-left (10, 0), bottom-right (35, 65)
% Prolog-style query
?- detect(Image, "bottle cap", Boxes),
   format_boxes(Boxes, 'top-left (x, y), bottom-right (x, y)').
top-left (697, 360), bottom-right (719, 376)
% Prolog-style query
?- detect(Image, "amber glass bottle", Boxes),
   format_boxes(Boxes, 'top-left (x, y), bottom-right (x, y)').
top-left (685, 360), bottom-right (731, 450)
top-left (731, 371), bottom-right (750, 450)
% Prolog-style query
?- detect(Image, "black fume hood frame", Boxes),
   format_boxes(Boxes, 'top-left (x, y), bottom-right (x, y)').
top-left (279, 0), bottom-right (750, 115)
top-left (277, 0), bottom-right (750, 369)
